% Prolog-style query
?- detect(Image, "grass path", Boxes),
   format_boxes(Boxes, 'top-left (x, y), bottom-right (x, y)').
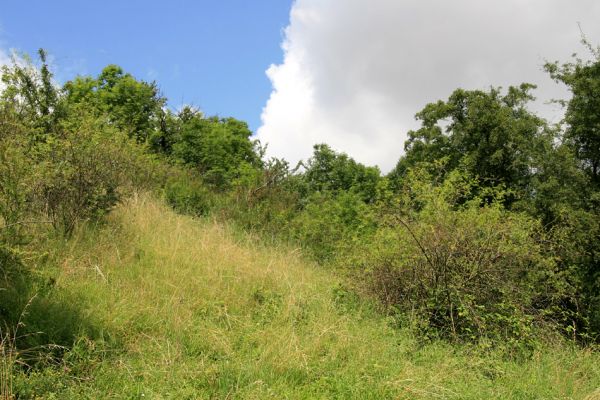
top-left (14, 194), bottom-right (600, 399)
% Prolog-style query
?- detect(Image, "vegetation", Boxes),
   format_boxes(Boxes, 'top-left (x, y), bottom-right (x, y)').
top-left (1, 41), bottom-right (600, 398)
top-left (6, 195), bottom-right (600, 399)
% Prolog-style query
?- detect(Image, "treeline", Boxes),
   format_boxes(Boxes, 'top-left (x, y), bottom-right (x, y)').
top-left (1, 42), bottom-right (599, 357)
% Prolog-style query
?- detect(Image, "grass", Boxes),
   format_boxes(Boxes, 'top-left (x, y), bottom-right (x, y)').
top-left (7, 193), bottom-right (600, 399)
top-left (1, 330), bottom-right (14, 400)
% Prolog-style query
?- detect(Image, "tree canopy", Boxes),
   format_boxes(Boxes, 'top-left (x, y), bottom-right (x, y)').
top-left (545, 39), bottom-right (600, 186)
top-left (390, 84), bottom-right (548, 203)
top-left (64, 65), bottom-right (165, 143)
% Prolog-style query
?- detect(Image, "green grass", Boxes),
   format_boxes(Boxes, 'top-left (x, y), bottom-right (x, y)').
top-left (8, 193), bottom-right (600, 399)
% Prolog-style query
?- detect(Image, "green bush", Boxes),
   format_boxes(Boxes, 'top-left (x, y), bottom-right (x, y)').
top-left (1, 52), bottom-right (154, 237)
top-left (164, 175), bottom-right (213, 216)
top-left (290, 191), bottom-right (376, 263)
top-left (212, 158), bottom-right (300, 237)
top-left (0, 109), bottom-right (32, 244)
top-left (30, 113), bottom-right (135, 236)
top-left (361, 170), bottom-right (560, 346)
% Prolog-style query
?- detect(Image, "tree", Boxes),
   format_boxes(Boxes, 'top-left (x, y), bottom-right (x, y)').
top-left (390, 85), bottom-right (548, 203)
top-left (544, 38), bottom-right (600, 338)
top-left (63, 65), bottom-right (165, 143)
top-left (545, 38), bottom-right (600, 186)
top-left (171, 107), bottom-right (262, 188)
top-left (303, 144), bottom-right (381, 203)
top-left (0, 49), bottom-right (64, 139)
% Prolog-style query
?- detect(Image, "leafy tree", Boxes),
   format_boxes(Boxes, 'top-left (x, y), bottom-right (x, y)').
top-left (303, 144), bottom-right (381, 203)
top-left (149, 108), bottom-right (181, 155)
top-left (544, 38), bottom-right (600, 338)
top-left (64, 65), bottom-right (165, 143)
top-left (545, 39), bottom-right (600, 185)
top-left (390, 85), bottom-right (547, 203)
top-left (171, 107), bottom-right (262, 188)
top-left (0, 49), bottom-right (64, 139)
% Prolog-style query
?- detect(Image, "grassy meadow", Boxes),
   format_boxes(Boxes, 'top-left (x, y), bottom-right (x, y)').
top-left (3, 194), bottom-right (598, 399)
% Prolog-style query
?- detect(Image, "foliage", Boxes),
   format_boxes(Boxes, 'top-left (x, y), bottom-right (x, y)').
top-left (290, 191), bottom-right (376, 263)
top-left (148, 108), bottom-right (180, 154)
top-left (0, 49), bottom-right (64, 138)
top-left (32, 112), bottom-right (135, 235)
top-left (303, 144), bottom-right (381, 203)
top-left (363, 169), bottom-right (561, 346)
top-left (164, 172), bottom-right (214, 217)
top-left (390, 85), bottom-right (547, 203)
top-left (171, 107), bottom-right (263, 188)
top-left (63, 64), bottom-right (165, 143)
top-left (1, 52), bottom-right (169, 238)
top-left (0, 107), bottom-right (33, 244)
top-left (214, 157), bottom-right (301, 236)
top-left (542, 38), bottom-right (600, 340)
top-left (545, 38), bottom-right (600, 185)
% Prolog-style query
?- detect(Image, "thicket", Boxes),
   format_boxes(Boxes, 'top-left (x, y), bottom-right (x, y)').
top-left (1, 41), bottom-right (600, 384)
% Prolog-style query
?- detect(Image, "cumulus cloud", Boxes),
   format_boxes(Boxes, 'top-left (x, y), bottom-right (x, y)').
top-left (258, 0), bottom-right (600, 171)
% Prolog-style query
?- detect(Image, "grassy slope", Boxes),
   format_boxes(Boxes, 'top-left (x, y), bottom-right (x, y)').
top-left (13, 194), bottom-right (600, 399)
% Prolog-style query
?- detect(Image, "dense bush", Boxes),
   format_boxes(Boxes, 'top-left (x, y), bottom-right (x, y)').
top-left (164, 174), bottom-right (213, 216)
top-left (0, 109), bottom-right (32, 244)
top-left (32, 115), bottom-right (127, 235)
top-left (290, 191), bottom-right (376, 263)
top-left (213, 158), bottom-right (300, 236)
top-left (360, 171), bottom-right (562, 345)
top-left (0, 54), bottom-right (172, 238)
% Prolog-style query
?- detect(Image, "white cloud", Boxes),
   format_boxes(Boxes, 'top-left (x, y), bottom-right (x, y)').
top-left (258, 0), bottom-right (600, 172)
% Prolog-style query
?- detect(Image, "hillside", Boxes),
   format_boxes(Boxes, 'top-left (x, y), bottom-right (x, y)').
top-left (7, 194), bottom-right (599, 399)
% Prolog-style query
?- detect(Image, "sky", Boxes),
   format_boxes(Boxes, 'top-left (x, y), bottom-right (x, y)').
top-left (0, 0), bottom-right (292, 131)
top-left (2, 1), bottom-right (600, 172)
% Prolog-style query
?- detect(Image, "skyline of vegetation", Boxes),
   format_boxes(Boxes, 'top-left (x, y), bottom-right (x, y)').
top-left (1, 40), bottom-right (599, 397)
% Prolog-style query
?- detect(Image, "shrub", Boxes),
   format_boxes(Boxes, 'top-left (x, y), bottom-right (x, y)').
top-left (0, 109), bottom-right (32, 244)
top-left (291, 191), bottom-right (377, 263)
top-left (362, 170), bottom-right (559, 345)
top-left (29, 112), bottom-right (135, 236)
top-left (213, 158), bottom-right (301, 237)
top-left (164, 174), bottom-right (213, 216)
top-left (1, 52), bottom-right (157, 237)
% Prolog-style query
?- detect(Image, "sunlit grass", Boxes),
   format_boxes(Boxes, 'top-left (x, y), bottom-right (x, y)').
top-left (12, 193), bottom-right (600, 399)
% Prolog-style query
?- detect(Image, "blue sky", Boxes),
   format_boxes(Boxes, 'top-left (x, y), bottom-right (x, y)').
top-left (0, 0), bottom-right (293, 131)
